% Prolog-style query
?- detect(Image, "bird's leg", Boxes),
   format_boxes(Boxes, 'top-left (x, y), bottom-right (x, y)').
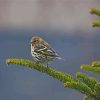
top-left (46, 63), bottom-right (48, 67)
top-left (46, 56), bottom-right (48, 67)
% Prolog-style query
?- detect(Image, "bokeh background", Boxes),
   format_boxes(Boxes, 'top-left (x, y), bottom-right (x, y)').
top-left (0, 0), bottom-right (100, 100)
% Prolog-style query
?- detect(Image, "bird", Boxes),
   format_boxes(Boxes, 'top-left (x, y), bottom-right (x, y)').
top-left (30, 35), bottom-right (61, 67)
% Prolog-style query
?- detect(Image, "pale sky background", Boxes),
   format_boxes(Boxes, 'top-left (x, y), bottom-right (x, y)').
top-left (0, 0), bottom-right (100, 35)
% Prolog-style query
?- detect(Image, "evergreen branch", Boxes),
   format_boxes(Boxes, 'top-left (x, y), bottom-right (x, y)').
top-left (90, 8), bottom-right (100, 16)
top-left (6, 58), bottom-right (100, 100)
top-left (91, 61), bottom-right (100, 67)
top-left (94, 83), bottom-right (100, 98)
top-left (76, 72), bottom-right (97, 90)
top-left (81, 64), bottom-right (100, 73)
top-left (64, 82), bottom-right (94, 98)
top-left (84, 96), bottom-right (95, 100)
top-left (64, 82), bottom-right (99, 100)
top-left (92, 21), bottom-right (100, 27)
top-left (84, 96), bottom-right (90, 100)
top-left (6, 58), bottom-right (77, 83)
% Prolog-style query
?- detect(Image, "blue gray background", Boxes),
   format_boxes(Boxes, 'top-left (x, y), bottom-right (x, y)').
top-left (0, 0), bottom-right (100, 100)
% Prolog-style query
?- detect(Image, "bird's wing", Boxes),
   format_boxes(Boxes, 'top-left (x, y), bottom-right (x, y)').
top-left (34, 45), bottom-right (59, 57)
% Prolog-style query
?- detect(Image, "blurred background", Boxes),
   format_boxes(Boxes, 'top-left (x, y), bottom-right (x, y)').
top-left (0, 0), bottom-right (100, 100)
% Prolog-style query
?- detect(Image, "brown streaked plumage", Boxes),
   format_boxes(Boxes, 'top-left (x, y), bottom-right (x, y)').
top-left (30, 35), bottom-right (61, 66)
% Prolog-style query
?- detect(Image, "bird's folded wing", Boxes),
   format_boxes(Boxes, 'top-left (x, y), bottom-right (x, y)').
top-left (34, 45), bottom-right (58, 57)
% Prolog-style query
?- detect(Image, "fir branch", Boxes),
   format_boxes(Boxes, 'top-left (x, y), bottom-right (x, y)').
top-left (81, 64), bottom-right (100, 73)
top-left (64, 82), bottom-right (99, 100)
top-left (6, 58), bottom-right (77, 83)
top-left (76, 72), bottom-right (97, 90)
top-left (84, 96), bottom-right (90, 100)
top-left (91, 61), bottom-right (100, 67)
top-left (94, 83), bottom-right (100, 98)
top-left (84, 96), bottom-right (95, 100)
top-left (92, 21), bottom-right (100, 28)
top-left (64, 82), bottom-right (94, 97)
top-left (90, 8), bottom-right (100, 16)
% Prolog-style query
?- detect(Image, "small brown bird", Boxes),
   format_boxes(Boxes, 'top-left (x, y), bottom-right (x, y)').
top-left (30, 35), bottom-right (61, 66)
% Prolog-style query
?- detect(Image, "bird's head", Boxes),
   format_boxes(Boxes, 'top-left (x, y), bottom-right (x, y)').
top-left (30, 36), bottom-right (41, 45)
top-left (30, 35), bottom-right (49, 49)
top-left (30, 35), bottom-right (45, 48)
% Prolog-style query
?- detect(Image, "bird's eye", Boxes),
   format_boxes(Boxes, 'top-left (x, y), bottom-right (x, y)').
top-left (34, 39), bottom-right (38, 43)
top-left (34, 40), bottom-right (37, 42)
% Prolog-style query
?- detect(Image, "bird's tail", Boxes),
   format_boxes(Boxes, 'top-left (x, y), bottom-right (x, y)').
top-left (56, 56), bottom-right (66, 61)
